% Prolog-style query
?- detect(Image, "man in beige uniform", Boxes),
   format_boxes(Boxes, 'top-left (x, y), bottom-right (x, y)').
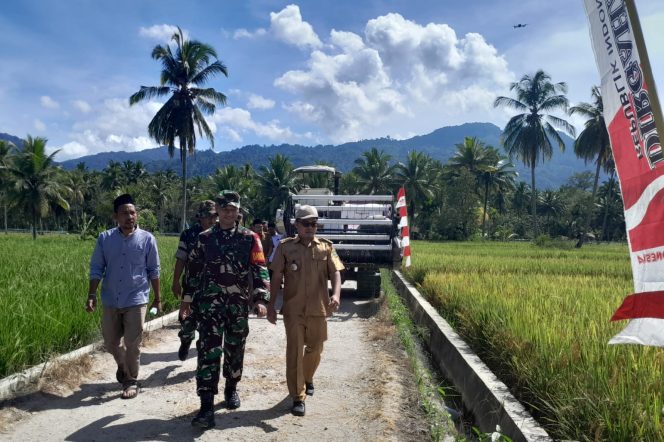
top-left (267, 205), bottom-right (344, 416)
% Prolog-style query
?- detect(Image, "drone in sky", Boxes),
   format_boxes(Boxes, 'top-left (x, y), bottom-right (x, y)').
top-left (513, 23), bottom-right (528, 28)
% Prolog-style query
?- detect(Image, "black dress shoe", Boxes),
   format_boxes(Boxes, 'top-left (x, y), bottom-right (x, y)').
top-left (191, 409), bottom-right (215, 429)
top-left (292, 400), bottom-right (306, 416)
top-left (305, 382), bottom-right (314, 396)
top-left (178, 340), bottom-right (192, 361)
top-left (224, 388), bottom-right (241, 409)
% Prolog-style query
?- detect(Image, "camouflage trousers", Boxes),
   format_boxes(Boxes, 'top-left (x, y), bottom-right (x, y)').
top-left (195, 294), bottom-right (250, 396)
top-left (178, 301), bottom-right (198, 343)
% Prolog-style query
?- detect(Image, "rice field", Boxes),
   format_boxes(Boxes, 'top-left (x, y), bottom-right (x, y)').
top-left (403, 241), bottom-right (663, 441)
top-left (0, 233), bottom-right (178, 378)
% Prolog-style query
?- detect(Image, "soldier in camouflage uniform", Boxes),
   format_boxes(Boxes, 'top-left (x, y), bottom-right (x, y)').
top-left (188, 190), bottom-right (270, 429)
top-left (172, 200), bottom-right (218, 361)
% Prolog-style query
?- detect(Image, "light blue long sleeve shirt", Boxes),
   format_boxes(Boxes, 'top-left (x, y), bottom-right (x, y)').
top-left (89, 227), bottom-right (160, 308)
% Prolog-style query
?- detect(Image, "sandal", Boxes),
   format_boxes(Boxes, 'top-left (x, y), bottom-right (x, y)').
top-left (121, 384), bottom-right (140, 399)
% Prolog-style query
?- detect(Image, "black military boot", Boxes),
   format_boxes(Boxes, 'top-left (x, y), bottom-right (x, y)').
top-left (224, 379), bottom-right (241, 409)
top-left (191, 391), bottom-right (215, 429)
top-left (178, 339), bottom-right (192, 361)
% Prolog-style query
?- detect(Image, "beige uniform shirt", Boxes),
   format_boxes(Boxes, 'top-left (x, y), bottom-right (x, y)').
top-left (271, 236), bottom-right (345, 317)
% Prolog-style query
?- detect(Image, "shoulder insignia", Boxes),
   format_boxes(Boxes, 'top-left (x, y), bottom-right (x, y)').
top-left (280, 237), bottom-right (295, 244)
top-left (318, 237), bottom-right (333, 244)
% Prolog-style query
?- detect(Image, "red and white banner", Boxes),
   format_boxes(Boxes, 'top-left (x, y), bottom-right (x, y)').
top-left (584, 0), bottom-right (664, 346)
top-left (397, 187), bottom-right (411, 267)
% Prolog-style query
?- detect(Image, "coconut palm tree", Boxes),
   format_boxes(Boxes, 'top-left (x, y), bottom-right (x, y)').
top-left (446, 137), bottom-right (492, 187)
top-left (257, 154), bottom-right (297, 219)
top-left (129, 26), bottom-right (228, 231)
top-left (209, 165), bottom-right (253, 204)
top-left (511, 181), bottom-right (532, 216)
top-left (478, 149), bottom-right (517, 237)
top-left (352, 148), bottom-right (396, 194)
top-left (148, 172), bottom-right (175, 232)
top-left (494, 70), bottom-right (576, 237)
top-left (598, 162), bottom-right (619, 241)
top-left (101, 160), bottom-right (125, 191)
top-left (340, 171), bottom-right (362, 195)
top-left (569, 86), bottom-right (613, 246)
top-left (395, 150), bottom-right (436, 227)
top-left (7, 136), bottom-right (70, 239)
top-left (0, 140), bottom-right (16, 233)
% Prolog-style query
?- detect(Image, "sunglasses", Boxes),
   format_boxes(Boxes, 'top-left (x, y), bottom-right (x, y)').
top-left (298, 220), bottom-right (318, 228)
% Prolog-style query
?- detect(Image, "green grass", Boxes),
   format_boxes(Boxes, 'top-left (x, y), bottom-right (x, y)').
top-left (381, 269), bottom-right (453, 441)
top-left (0, 233), bottom-right (178, 378)
top-left (402, 241), bottom-right (663, 441)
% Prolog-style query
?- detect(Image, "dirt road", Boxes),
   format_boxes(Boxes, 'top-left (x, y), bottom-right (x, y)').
top-left (0, 296), bottom-right (429, 441)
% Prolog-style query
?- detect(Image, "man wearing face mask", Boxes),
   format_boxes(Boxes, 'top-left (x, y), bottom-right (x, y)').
top-left (267, 205), bottom-right (344, 417)
top-left (187, 190), bottom-right (270, 429)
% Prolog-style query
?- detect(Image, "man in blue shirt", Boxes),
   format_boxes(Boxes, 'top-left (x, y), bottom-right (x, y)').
top-left (86, 194), bottom-right (161, 399)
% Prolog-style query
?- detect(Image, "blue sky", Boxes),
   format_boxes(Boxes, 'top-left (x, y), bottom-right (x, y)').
top-left (1, 0), bottom-right (663, 160)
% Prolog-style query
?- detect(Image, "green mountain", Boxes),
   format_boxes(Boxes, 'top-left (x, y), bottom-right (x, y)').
top-left (0, 133), bottom-right (24, 151)
top-left (17, 122), bottom-right (593, 188)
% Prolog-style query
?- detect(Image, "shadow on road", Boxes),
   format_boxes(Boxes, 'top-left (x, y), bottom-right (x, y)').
top-left (64, 396), bottom-right (292, 441)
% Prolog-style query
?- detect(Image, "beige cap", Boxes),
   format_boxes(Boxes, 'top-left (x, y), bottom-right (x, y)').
top-left (295, 205), bottom-right (318, 220)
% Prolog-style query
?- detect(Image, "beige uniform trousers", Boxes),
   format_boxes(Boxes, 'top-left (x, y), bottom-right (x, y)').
top-left (102, 304), bottom-right (146, 384)
top-left (283, 314), bottom-right (327, 401)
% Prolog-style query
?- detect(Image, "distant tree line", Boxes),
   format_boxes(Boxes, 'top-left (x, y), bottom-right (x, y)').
top-left (0, 133), bottom-right (624, 244)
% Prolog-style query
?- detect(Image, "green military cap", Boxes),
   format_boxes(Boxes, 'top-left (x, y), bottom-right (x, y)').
top-left (215, 190), bottom-right (241, 208)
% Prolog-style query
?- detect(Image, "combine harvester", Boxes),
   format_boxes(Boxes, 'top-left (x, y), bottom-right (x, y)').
top-left (276, 165), bottom-right (403, 297)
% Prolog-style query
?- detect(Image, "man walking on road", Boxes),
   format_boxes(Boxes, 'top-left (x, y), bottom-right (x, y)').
top-left (187, 190), bottom-right (270, 429)
top-left (267, 205), bottom-right (344, 416)
top-left (86, 193), bottom-right (161, 400)
top-left (172, 200), bottom-right (218, 361)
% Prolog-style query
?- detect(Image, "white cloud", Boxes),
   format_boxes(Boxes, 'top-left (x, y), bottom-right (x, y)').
top-left (270, 5), bottom-right (322, 50)
top-left (50, 98), bottom-right (163, 159)
top-left (274, 13), bottom-right (513, 142)
top-left (40, 95), bottom-right (60, 109)
top-left (247, 94), bottom-right (275, 110)
top-left (57, 141), bottom-right (89, 158)
top-left (212, 106), bottom-right (299, 143)
top-left (33, 119), bottom-right (46, 131)
top-left (138, 24), bottom-right (188, 42)
top-left (233, 28), bottom-right (267, 39)
top-left (72, 100), bottom-right (92, 113)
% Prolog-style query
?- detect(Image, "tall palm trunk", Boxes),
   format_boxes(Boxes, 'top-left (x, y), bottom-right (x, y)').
top-left (577, 154), bottom-right (603, 248)
top-left (482, 180), bottom-right (489, 238)
top-left (32, 207), bottom-right (37, 240)
top-left (409, 197), bottom-right (416, 232)
top-left (180, 143), bottom-right (188, 232)
top-left (3, 203), bottom-right (7, 234)
top-left (531, 163), bottom-right (538, 238)
top-left (601, 170), bottom-right (616, 241)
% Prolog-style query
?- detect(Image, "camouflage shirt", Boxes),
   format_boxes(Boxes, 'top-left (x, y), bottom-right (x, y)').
top-left (175, 222), bottom-right (204, 299)
top-left (187, 223), bottom-right (270, 305)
